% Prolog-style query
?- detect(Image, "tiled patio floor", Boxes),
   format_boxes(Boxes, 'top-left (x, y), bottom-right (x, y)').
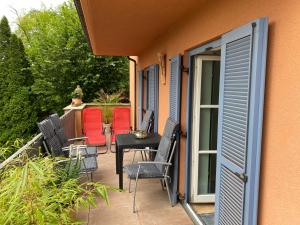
top-left (77, 145), bottom-right (193, 225)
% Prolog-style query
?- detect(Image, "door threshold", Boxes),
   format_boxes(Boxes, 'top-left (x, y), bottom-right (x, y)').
top-left (182, 202), bottom-right (204, 225)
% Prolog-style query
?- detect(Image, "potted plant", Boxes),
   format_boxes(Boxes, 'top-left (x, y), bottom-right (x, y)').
top-left (71, 85), bottom-right (83, 106)
top-left (93, 89), bottom-right (124, 130)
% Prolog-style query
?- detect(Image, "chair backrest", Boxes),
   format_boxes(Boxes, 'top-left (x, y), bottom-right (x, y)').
top-left (154, 118), bottom-right (179, 172)
top-left (83, 107), bottom-right (103, 132)
top-left (37, 119), bottom-right (63, 157)
top-left (140, 110), bottom-right (154, 133)
top-left (112, 107), bottom-right (130, 131)
top-left (49, 113), bottom-right (68, 146)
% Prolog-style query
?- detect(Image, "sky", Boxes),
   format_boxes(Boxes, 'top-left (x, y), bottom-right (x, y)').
top-left (0, 0), bottom-right (66, 30)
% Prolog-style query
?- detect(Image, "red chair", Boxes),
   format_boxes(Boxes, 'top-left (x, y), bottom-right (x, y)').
top-left (111, 107), bottom-right (131, 144)
top-left (83, 107), bottom-right (107, 153)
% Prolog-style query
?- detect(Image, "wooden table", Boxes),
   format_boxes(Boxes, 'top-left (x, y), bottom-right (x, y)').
top-left (115, 133), bottom-right (161, 189)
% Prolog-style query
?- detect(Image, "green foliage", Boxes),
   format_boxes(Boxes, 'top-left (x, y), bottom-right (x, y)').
top-left (16, 1), bottom-right (129, 118)
top-left (0, 17), bottom-right (37, 145)
top-left (0, 138), bottom-right (24, 162)
top-left (0, 156), bottom-right (112, 224)
top-left (93, 89), bottom-right (125, 123)
top-left (93, 89), bottom-right (124, 104)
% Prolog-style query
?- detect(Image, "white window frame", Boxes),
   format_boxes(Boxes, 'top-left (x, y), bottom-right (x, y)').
top-left (190, 55), bottom-right (221, 203)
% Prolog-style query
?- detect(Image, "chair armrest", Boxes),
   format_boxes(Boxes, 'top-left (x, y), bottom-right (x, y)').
top-left (68, 137), bottom-right (88, 141)
top-left (137, 161), bottom-right (172, 166)
top-left (56, 154), bottom-right (86, 163)
top-left (130, 149), bottom-right (158, 152)
top-left (62, 145), bottom-right (87, 151)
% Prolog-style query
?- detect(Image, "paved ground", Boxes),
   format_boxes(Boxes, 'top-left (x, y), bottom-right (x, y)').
top-left (77, 145), bottom-right (193, 225)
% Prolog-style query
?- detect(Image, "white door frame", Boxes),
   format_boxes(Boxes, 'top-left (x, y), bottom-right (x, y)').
top-left (190, 55), bottom-right (220, 203)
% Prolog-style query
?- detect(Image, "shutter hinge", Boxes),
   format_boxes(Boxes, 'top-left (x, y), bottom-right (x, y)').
top-left (178, 193), bottom-right (185, 201)
top-left (181, 66), bottom-right (189, 74)
top-left (181, 131), bottom-right (187, 138)
top-left (234, 172), bottom-right (248, 183)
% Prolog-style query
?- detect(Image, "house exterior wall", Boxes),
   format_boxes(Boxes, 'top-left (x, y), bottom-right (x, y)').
top-left (131, 0), bottom-right (300, 224)
top-left (129, 56), bottom-right (137, 130)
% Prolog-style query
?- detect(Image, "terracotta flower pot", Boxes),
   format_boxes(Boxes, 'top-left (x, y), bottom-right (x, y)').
top-left (71, 98), bottom-right (82, 106)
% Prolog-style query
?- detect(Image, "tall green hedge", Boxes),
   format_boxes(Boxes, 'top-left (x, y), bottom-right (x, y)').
top-left (0, 17), bottom-right (37, 144)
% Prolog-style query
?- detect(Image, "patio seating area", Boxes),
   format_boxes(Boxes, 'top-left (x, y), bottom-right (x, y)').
top-left (76, 145), bottom-right (192, 225)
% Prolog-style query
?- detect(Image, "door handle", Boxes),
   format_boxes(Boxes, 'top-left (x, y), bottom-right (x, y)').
top-left (234, 172), bottom-right (248, 183)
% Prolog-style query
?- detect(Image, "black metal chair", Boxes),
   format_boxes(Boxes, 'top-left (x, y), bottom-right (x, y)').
top-left (49, 113), bottom-right (97, 157)
top-left (124, 117), bottom-right (179, 212)
top-left (37, 119), bottom-right (98, 174)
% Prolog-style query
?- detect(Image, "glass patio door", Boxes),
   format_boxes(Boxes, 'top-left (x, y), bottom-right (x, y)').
top-left (190, 55), bottom-right (220, 203)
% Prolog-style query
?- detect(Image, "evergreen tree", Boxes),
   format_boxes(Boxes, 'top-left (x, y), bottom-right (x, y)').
top-left (0, 17), bottom-right (11, 105)
top-left (0, 16), bottom-right (37, 144)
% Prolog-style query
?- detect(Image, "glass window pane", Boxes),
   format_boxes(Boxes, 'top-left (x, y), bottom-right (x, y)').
top-left (198, 154), bottom-right (217, 195)
top-left (199, 108), bottom-right (218, 150)
top-left (200, 60), bottom-right (220, 105)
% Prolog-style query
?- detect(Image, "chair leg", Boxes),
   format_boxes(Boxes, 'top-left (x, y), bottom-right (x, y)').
top-left (160, 179), bottom-right (165, 191)
top-left (133, 166), bottom-right (140, 213)
top-left (110, 143), bottom-right (116, 153)
top-left (128, 178), bottom-right (132, 193)
top-left (144, 151), bottom-right (148, 161)
top-left (98, 145), bottom-right (108, 154)
top-left (140, 151), bottom-right (144, 161)
top-left (132, 151), bottom-right (137, 164)
top-left (164, 177), bottom-right (172, 206)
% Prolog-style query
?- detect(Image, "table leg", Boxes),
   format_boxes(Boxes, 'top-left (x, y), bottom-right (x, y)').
top-left (119, 147), bottom-right (124, 190)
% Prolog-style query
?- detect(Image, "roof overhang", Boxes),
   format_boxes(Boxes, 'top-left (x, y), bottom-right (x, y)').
top-left (74, 0), bottom-right (204, 56)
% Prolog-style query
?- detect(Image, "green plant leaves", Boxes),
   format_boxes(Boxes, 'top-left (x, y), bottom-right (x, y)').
top-left (0, 156), bottom-right (113, 224)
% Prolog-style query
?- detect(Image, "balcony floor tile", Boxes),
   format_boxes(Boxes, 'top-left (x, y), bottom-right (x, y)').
top-left (77, 145), bottom-right (193, 225)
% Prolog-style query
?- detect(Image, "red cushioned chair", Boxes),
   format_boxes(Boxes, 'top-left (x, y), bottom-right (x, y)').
top-left (83, 107), bottom-right (108, 154)
top-left (111, 107), bottom-right (131, 144)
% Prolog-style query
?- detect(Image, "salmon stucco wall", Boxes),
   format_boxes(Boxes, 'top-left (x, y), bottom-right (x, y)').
top-left (133, 0), bottom-right (300, 224)
top-left (129, 56), bottom-right (137, 130)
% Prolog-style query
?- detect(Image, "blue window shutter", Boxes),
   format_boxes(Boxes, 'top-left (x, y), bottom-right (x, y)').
top-left (169, 55), bottom-right (182, 122)
top-left (168, 55), bottom-right (182, 206)
top-left (138, 70), bottom-right (143, 129)
top-left (146, 65), bottom-right (159, 132)
top-left (215, 18), bottom-right (268, 225)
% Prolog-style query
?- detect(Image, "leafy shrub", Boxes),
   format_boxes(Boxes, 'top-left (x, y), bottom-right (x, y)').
top-left (0, 156), bottom-right (112, 224)
top-left (0, 138), bottom-right (24, 162)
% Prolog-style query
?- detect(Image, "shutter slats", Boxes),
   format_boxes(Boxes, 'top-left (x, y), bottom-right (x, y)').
top-left (223, 125), bottom-right (246, 141)
top-left (224, 98), bottom-right (247, 107)
top-left (216, 18), bottom-right (268, 225)
top-left (225, 62), bottom-right (249, 70)
top-left (168, 55), bottom-right (181, 206)
top-left (223, 114), bottom-right (247, 126)
top-left (224, 94), bottom-right (248, 101)
top-left (225, 76), bottom-right (249, 82)
top-left (169, 56), bottom-right (181, 121)
top-left (218, 166), bottom-right (244, 225)
top-left (225, 52), bottom-right (250, 62)
top-left (146, 65), bottom-right (159, 132)
top-left (217, 33), bottom-right (251, 225)
top-left (227, 36), bottom-right (251, 48)
top-left (138, 71), bottom-right (143, 129)
top-left (221, 35), bottom-right (251, 169)
top-left (225, 66), bottom-right (249, 73)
